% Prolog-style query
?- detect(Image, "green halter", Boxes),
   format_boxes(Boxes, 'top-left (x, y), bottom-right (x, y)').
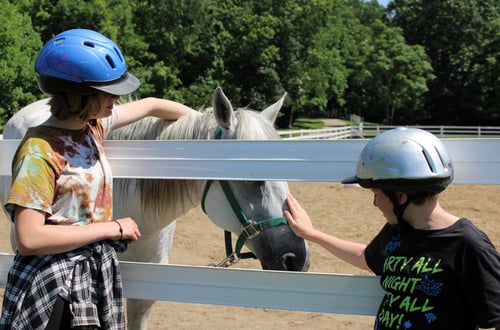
top-left (201, 127), bottom-right (288, 265)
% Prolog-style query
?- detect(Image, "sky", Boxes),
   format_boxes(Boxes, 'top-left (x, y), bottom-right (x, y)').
top-left (377, 0), bottom-right (390, 7)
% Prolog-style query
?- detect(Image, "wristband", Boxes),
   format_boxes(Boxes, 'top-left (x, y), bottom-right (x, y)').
top-left (113, 220), bottom-right (123, 240)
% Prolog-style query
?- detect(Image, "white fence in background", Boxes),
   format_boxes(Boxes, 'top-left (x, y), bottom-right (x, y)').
top-left (279, 126), bottom-right (353, 139)
top-left (280, 124), bottom-right (500, 139)
top-left (1, 138), bottom-right (499, 316)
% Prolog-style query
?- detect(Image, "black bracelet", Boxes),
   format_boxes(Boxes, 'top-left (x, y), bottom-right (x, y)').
top-left (113, 220), bottom-right (123, 241)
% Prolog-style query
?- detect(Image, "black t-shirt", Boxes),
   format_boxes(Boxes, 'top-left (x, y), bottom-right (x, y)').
top-left (365, 218), bottom-right (500, 329)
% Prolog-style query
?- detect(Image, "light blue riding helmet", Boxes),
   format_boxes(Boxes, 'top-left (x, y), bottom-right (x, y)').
top-left (35, 29), bottom-right (140, 96)
top-left (342, 127), bottom-right (454, 194)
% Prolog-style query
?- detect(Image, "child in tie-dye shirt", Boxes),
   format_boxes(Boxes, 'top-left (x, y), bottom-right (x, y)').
top-left (8, 113), bottom-right (114, 227)
top-left (0, 29), bottom-right (197, 330)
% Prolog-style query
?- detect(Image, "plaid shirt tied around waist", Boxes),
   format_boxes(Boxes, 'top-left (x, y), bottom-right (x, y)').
top-left (0, 240), bottom-right (127, 330)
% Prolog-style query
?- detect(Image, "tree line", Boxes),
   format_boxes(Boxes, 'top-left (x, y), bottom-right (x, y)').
top-left (0, 0), bottom-right (498, 129)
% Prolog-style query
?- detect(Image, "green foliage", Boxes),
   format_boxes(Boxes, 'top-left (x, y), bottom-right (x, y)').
top-left (290, 118), bottom-right (325, 130)
top-left (390, 0), bottom-right (500, 124)
top-left (0, 0), bottom-right (42, 125)
top-left (0, 0), bottom-right (497, 130)
top-left (352, 21), bottom-right (434, 124)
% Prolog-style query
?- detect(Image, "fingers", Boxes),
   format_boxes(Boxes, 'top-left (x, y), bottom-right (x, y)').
top-left (284, 195), bottom-right (297, 223)
top-left (286, 194), bottom-right (307, 217)
top-left (284, 195), bottom-right (302, 227)
top-left (286, 194), bottom-right (297, 207)
top-left (285, 194), bottom-right (312, 225)
top-left (115, 218), bottom-right (141, 242)
top-left (286, 194), bottom-right (299, 213)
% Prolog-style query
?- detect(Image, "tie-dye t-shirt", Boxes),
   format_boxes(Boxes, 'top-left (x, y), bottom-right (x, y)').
top-left (5, 115), bottom-right (114, 225)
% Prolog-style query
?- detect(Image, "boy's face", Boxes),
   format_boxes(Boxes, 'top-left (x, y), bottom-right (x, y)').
top-left (371, 188), bottom-right (398, 224)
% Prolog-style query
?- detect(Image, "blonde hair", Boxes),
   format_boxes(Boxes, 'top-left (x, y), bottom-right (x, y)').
top-left (49, 94), bottom-right (101, 121)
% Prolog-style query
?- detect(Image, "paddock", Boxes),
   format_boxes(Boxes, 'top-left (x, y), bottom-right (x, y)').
top-left (0, 138), bottom-right (499, 329)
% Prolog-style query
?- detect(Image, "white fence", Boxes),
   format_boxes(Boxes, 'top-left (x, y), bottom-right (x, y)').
top-left (1, 138), bottom-right (500, 315)
top-left (280, 124), bottom-right (500, 139)
top-left (279, 126), bottom-right (353, 140)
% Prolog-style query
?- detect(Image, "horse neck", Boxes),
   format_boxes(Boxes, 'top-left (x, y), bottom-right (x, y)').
top-left (113, 109), bottom-right (279, 224)
top-left (122, 112), bottom-right (216, 222)
top-left (135, 178), bottom-right (204, 220)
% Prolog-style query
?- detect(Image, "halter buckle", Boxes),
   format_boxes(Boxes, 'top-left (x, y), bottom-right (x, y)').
top-left (242, 221), bottom-right (260, 239)
top-left (209, 254), bottom-right (240, 268)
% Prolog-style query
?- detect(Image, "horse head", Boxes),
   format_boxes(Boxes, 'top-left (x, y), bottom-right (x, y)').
top-left (200, 87), bottom-right (311, 271)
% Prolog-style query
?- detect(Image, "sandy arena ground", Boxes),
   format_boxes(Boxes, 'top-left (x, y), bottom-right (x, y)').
top-left (0, 182), bottom-right (499, 329)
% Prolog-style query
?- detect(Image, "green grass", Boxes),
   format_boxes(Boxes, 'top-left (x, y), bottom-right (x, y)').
top-left (289, 117), bottom-right (325, 130)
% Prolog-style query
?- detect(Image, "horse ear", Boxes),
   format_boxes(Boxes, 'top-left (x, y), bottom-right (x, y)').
top-left (213, 87), bottom-right (237, 131)
top-left (260, 92), bottom-right (286, 123)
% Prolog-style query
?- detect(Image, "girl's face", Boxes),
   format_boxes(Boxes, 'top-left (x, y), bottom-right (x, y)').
top-left (92, 93), bottom-right (120, 119)
top-left (371, 188), bottom-right (397, 224)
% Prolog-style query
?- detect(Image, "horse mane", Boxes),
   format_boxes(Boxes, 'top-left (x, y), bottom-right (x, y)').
top-left (109, 106), bottom-right (280, 217)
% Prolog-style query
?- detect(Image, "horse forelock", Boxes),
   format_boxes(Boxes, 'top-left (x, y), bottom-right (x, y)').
top-left (234, 108), bottom-right (281, 140)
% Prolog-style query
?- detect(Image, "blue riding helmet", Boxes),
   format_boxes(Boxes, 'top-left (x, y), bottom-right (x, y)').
top-left (35, 29), bottom-right (140, 95)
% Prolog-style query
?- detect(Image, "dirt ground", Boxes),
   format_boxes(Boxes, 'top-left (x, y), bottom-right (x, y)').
top-left (0, 182), bottom-right (499, 329)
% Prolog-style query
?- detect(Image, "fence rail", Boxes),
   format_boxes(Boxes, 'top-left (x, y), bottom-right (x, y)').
top-left (1, 138), bottom-right (499, 316)
top-left (280, 124), bottom-right (500, 139)
top-left (279, 126), bottom-right (353, 139)
top-left (2, 139), bottom-right (500, 184)
top-left (0, 254), bottom-right (383, 315)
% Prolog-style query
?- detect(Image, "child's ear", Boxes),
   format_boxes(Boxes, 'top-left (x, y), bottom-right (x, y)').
top-left (398, 192), bottom-right (408, 205)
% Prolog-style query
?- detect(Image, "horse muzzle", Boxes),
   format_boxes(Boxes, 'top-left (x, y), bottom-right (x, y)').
top-left (244, 225), bottom-right (311, 272)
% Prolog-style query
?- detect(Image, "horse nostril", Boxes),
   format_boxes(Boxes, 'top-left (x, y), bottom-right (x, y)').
top-left (281, 252), bottom-right (297, 270)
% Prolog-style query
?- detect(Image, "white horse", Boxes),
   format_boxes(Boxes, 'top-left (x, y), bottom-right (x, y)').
top-left (1, 87), bottom-right (311, 330)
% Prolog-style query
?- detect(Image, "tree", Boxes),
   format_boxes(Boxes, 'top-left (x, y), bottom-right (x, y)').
top-left (344, 1), bottom-right (434, 124)
top-left (16, 0), bottom-right (151, 96)
top-left (0, 0), bottom-right (42, 126)
top-left (357, 22), bottom-right (434, 124)
top-left (133, 0), bottom-right (216, 104)
top-left (390, 0), bottom-right (500, 124)
top-left (4, 0), bottom-right (489, 128)
top-left (266, 0), bottom-right (356, 125)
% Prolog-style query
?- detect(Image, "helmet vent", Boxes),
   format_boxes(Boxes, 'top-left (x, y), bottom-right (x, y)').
top-left (421, 150), bottom-right (435, 173)
top-left (435, 146), bottom-right (447, 169)
top-left (113, 47), bottom-right (124, 62)
top-left (83, 41), bottom-right (96, 48)
top-left (105, 55), bottom-right (116, 69)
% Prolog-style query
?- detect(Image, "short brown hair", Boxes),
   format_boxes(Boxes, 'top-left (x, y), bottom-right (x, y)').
top-left (382, 190), bottom-right (438, 206)
top-left (49, 94), bottom-right (100, 121)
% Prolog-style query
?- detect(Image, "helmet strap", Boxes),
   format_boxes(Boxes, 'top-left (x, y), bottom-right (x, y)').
top-left (384, 191), bottom-right (414, 230)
